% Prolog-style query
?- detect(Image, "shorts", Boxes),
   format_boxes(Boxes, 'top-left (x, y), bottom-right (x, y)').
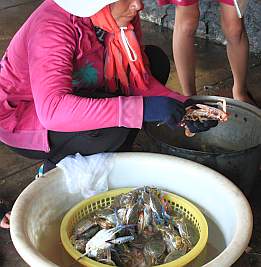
top-left (157, 0), bottom-right (234, 7)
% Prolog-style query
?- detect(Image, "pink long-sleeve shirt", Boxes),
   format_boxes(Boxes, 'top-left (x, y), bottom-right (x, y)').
top-left (0, 0), bottom-right (187, 152)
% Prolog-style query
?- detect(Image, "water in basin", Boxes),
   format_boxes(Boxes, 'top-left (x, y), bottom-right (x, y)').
top-left (37, 213), bottom-right (226, 266)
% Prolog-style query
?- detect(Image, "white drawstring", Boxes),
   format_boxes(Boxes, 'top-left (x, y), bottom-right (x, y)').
top-left (120, 27), bottom-right (137, 62)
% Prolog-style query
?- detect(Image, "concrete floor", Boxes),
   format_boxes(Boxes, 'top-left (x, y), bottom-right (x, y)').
top-left (0, 0), bottom-right (261, 266)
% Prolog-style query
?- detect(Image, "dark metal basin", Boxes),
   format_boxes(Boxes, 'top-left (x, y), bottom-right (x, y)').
top-left (145, 96), bottom-right (261, 195)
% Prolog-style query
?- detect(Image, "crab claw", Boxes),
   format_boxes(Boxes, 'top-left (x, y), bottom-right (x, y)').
top-left (106, 235), bottom-right (134, 245)
top-left (217, 98), bottom-right (227, 113)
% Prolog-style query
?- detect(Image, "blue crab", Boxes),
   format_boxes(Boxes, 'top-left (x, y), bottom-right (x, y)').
top-left (78, 225), bottom-right (135, 259)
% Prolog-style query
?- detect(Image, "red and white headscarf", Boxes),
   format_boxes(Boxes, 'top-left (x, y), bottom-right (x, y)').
top-left (91, 6), bottom-right (149, 94)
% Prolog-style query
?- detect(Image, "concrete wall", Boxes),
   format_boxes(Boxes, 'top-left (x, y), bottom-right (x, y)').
top-left (141, 0), bottom-right (261, 53)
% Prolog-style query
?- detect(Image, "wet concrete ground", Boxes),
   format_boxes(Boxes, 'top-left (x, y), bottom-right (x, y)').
top-left (0, 0), bottom-right (260, 266)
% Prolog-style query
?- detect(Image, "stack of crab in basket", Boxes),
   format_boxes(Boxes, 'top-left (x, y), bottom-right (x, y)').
top-left (70, 187), bottom-right (200, 266)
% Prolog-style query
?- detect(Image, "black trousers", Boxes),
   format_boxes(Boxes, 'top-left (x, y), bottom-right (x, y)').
top-left (10, 45), bottom-right (170, 165)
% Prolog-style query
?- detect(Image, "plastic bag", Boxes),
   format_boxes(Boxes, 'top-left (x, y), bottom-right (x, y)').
top-left (56, 153), bottom-right (115, 198)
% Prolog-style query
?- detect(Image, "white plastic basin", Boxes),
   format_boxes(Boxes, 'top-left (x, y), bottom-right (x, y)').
top-left (10, 152), bottom-right (253, 267)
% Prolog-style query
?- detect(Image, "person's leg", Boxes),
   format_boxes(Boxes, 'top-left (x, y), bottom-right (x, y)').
top-left (173, 3), bottom-right (200, 96)
top-left (220, 4), bottom-right (253, 104)
top-left (11, 127), bottom-right (131, 166)
top-left (47, 127), bottom-right (131, 163)
top-left (117, 129), bottom-right (139, 151)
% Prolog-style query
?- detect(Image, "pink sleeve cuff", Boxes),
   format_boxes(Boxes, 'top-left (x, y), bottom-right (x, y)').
top-left (118, 96), bottom-right (143, 129)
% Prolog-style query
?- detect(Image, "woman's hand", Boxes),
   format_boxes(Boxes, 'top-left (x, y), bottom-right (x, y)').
top-left (183, 99), bottom-right (219, 133)
top-left (143, 96), bottom-right (219, 133)
top-left (143, 96), bottom-right (185, 128)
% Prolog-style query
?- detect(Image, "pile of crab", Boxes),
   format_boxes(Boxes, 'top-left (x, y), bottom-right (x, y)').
top-left (70, 186), bottom-right (199, 266)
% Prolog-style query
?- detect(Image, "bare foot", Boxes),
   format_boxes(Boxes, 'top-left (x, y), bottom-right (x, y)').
top-left (233, 92), bottom-right (257, 106)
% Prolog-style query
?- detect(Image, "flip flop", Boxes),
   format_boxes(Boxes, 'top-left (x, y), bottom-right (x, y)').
top-left (35, 160), bottom-right (56, 179)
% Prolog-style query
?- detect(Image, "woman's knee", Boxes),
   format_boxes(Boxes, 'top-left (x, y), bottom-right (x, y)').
top-left (144, 45), bottom-right (170, 85)
top-left (177, 19), bottom-right (199, 36)
top-left (221, 17), bottom-right (246, 44)
top-left (103, 127), bottom-right (131, 152)
top-left (174, 7), bottom-right (200, 36)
